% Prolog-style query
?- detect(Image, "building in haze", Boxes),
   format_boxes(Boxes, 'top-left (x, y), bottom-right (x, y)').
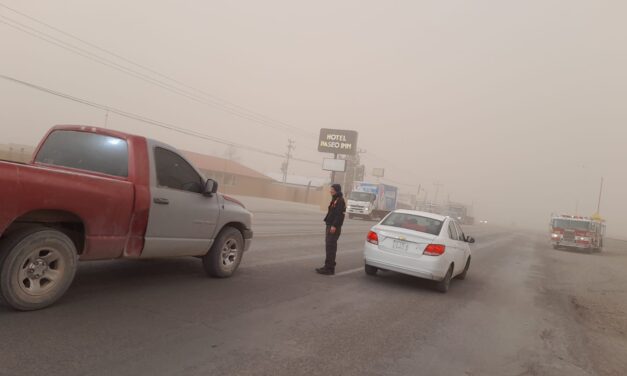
top-left (0, 143), bottom-right (35, 163)
top-left (183, 151), bottom-right (324, 205)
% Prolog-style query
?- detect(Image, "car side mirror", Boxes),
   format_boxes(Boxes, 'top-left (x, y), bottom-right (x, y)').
top-left (203, 179), bottom-right (218, 196)
top-left (466, 236), bottom-right (475, 244)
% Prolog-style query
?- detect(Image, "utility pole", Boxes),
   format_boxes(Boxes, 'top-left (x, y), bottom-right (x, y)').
top-left (433, 182), bottom-right (443, 206)
top-left (343, 149), bottom-right (366, 191)
top-left (596, 177), bottom-right (604, 215)
top-left (415, 184), bottom-right (422, 209)
top-left (281, 138), bottom-right (295, 183)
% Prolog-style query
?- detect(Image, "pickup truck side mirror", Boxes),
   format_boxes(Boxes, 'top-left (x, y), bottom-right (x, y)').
top-left (466, 236), bottom-right (475, 244)
top-left (203, 179), bottom-right (218, 197)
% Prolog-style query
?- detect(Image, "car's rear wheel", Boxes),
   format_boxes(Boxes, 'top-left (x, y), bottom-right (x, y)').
top-left (0, 227), bottom-right (78, 311)
top-left (203, 227), bottom-right (244, 278)
top-left (435, 265), bottom-right (453, 293)
top-left (364, 264), bottom-right (378, 276)
top-left (456, 257), bottom-right (470, 280)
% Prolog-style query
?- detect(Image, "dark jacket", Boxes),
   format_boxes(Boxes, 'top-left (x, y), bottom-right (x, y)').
top-left (324, 195), bottom-right (346, 228)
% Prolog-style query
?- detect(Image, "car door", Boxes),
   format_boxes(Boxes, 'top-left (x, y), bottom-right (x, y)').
top-left (142, 144), bottom-right (220, 258)
top-left (447, 220), bottom-right (465, 274)
top-left (453, 221), bottom-right (470, 270)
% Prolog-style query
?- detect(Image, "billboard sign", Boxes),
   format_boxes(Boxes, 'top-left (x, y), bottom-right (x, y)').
top-left (322, 158), bottom-right (347, 172)
top-left (318, 128), bottom-right (358, 155)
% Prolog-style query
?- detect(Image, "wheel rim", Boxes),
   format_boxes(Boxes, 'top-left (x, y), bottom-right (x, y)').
top-left (221, 238), bottom-right (239, 268)
top-left (15, 247), bottom-right (66, 297)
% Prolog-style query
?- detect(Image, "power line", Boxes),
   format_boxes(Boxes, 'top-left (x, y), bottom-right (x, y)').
top-left (0, 1), bottom-right (315, 137)
top-left (0, 3), bottom-right (423, 184)
top-left (0, 74), bottom-right (319, 165)
top-left (0, 9), bottom-right (316, 138)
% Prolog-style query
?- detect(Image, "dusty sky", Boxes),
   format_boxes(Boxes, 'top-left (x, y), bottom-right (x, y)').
top-left (1, 1), bottom-right (626, 236)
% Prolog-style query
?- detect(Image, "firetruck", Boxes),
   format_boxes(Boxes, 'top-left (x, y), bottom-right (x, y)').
top-left (549, 214), bottom-right (606, 251)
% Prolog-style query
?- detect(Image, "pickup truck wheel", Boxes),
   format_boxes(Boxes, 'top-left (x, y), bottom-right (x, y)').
top-left (0, 227), bottom-right (78, 311)
top-left (203, 227), bottom-right (244, 278)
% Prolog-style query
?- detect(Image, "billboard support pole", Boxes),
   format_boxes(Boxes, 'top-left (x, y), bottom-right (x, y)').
top-left (330, 153), bottom-right (338, 184)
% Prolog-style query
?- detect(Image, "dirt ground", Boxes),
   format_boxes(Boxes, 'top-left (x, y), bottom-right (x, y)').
top-left (540, 237), bottom-right (627, 376)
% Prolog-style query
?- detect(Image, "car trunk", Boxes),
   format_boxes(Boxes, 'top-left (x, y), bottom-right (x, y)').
top-left (374, 225), bottom-right (438, 256)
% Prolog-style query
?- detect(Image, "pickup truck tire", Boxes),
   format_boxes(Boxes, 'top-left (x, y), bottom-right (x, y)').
top-left (203, 227), bottom-right (244, 278)
top-left (0, 227), bottom-right (78, 311)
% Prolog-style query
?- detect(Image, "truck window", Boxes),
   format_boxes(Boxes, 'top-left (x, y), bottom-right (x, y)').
top-left (154, 147), bottom-right (203, 193)
top-left (349, 192), bottom-right (375, 202)
top-left (552, 219), bottom-right (591, 230)
top-left (35, 130), bottom-right (128, 177)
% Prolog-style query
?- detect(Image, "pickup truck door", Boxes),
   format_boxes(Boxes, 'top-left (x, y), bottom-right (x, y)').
top-left (142, 145), bottom-right (219, 258)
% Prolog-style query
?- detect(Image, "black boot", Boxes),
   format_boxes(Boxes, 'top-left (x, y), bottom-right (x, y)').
top-left (316, 267), bottom-right (335, 275)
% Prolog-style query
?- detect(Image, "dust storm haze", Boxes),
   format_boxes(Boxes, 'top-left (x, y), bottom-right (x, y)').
top-left (1, 1), bottom-right (626, 236)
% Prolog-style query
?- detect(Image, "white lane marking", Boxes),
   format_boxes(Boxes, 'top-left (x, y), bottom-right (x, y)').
top-left (254, 230), bottom-right (367, 238)
top-left (334, 267), bottom-right (363, 277)
top-left (244, 249), bottom-right (363, 268)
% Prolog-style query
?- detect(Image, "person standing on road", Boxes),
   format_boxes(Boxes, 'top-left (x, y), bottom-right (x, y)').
top-left (316, 184), bottom-right (346, 275)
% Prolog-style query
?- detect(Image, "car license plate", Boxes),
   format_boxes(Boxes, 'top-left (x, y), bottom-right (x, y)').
top-left (393, 240), bottom-right (409, 251)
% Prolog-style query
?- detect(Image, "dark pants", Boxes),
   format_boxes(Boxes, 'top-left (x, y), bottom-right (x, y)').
top-left (325, 225), bottom-right (342, 270)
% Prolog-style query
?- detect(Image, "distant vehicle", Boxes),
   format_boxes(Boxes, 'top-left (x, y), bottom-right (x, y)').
top-left (363, 210), bottom-right (474, 293)
top-left (479, 220), bottom-right (488, 224)
top-left (0, 125), bottom-right (253, 311)
top-left (550, 214), bottom-right (605, 251)
top-left (347, 182), bottom-right (398, 220)
top-left (416, 201), bottom-right (474, 225)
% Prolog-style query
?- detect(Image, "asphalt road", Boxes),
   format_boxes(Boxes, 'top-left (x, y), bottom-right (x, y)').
top-left (1, 204), bottom-right (626, 376)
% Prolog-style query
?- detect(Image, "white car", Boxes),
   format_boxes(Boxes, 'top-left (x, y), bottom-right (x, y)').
top-left (364, 210), bottom-right (474, 293)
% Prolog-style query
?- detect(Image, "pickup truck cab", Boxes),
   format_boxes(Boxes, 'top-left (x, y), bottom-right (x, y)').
top-left (0, 125), bottom-right (253, 311)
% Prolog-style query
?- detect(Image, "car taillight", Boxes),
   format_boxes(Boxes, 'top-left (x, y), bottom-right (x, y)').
top-left (423, 244), bottom-right (445, 256)
top-left (367, 231), bottom-right (379, 245)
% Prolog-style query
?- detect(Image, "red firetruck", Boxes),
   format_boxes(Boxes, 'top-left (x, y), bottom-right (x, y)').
top-left (549, 214), bottom-right (606, 251)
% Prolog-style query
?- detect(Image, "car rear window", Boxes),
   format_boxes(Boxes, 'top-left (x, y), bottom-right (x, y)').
top-left (381, 213), bottom-right (444, 236)
top-left (35, 130), bottom-right (129, 177)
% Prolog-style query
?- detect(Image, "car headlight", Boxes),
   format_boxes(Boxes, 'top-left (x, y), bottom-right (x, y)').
top-left (551, 233), bottom-right (561, 239)
top-left (576, 236), bottom-right (591, 241)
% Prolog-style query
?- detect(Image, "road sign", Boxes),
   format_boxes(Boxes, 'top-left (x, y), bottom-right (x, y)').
top-left (372, 168), bottom-right (385, 178)
top-left (318, 128), bottom-right (358, 156)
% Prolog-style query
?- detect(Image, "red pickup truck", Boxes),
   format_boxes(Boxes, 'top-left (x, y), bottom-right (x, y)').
top-left (0, 125), bottom-right (253, 311)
